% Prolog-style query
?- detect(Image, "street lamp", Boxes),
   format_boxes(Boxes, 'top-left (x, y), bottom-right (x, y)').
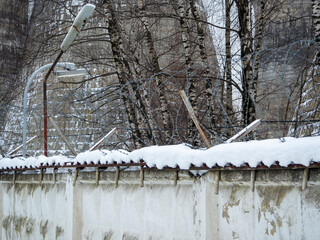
top-left (43, 4), bottom-right (95, 156)
top-left (54, 68), bottom-right (88, 78)
top-left (22, 62), bottom-right (87, 157)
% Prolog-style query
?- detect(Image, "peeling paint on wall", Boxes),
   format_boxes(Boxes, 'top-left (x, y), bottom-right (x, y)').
top-left (0, 169), bottom-right (320, 239)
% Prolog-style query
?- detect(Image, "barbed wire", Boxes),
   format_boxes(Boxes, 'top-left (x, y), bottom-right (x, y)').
top-left (0, 0), bottom-right (318, 157)
top-left (1, 40), bottom-right (319, 157)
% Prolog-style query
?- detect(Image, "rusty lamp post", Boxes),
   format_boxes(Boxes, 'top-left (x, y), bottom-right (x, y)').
top-left (23, 63), bottom-right (88, 157)
top-left (42, 4), bottom-right (95, 156)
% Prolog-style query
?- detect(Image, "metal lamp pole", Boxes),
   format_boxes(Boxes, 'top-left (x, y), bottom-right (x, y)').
top-left (42, 4), bottom-right (95, 156)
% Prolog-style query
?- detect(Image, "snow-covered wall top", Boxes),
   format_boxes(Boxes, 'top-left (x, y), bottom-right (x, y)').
top-left (1, 136), bottom-right (320, 171)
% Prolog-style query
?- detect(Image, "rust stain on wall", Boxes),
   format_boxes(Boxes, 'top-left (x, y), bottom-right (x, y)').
top-left (222, 186), bottom-right (243, 224)
top-left (222, 200), bottom-right (240, 224)
top-left (257, 186), bottom-right (294, 236)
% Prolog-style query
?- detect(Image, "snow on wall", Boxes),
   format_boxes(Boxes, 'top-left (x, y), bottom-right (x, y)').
top-left (1, 136), bottom-right (320, 170)
top-left (1, 136), bottom-right (320, 239)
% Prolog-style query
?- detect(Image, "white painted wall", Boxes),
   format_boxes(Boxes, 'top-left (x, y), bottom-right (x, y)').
top-left (0, 170), bottom-right (319, 239)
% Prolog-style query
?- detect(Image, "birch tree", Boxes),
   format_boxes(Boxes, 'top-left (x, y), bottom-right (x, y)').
top-left (105, 0), bottom-right (146, 148)
top-left (235, 0), bottom-right (256, 126)
top-left (188, 0), bottom-right (216, 129)
top-left (173, 0), bottom-right (202, 145)
top-left (224, 0), bottom-right (234, 136)
top-left (137, 0), bottom-right (172, 144)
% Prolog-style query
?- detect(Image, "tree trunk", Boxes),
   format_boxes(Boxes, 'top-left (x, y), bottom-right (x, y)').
top-left (253, 0), bottom-right (265, 81)
top-left (225, 0), bottom-right (233, 136)
top-left (236, 0), bottom-right (256, 125)
top-left (117, 15), bottom-right (153, 145)
top-left (138, 0), bottom-right (172, 144)
top-left (176, 0), bottom-right (200, 145)
top-left (131, 53), bottom-right (158, 145)
top-left (188, 0), bottom-right (213, 145)
top-left (105, 0), bottom-right (144, 148)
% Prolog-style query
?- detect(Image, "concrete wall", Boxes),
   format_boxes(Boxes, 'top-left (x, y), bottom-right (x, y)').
top-left (0, 168), bottom-right (319, 239)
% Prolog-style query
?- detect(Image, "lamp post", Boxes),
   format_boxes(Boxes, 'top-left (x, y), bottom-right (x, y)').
top-left (23, 62), bottom-right (88, 157)
top-left (43, 4), bottom-right (95, 156)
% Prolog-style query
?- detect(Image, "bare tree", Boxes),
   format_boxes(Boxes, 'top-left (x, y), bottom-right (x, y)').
top-left (235, 0), bottom-right (256, 126)
top-left (104, 0), bottom-right (147, 148)
top-left (224, 0), bottom-right (234, 136)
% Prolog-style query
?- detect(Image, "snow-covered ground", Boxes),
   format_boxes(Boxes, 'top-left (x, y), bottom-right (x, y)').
top-left (1, 136), bottom-right (320, 170)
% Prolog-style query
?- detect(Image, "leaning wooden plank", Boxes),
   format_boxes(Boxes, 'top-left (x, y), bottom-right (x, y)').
top-left (8, 135), bottom-right (38, 156)
top-left (179, 90), bottom-right (211, 148)
top-left (89, 128), bottom-right (118, 151)
top-left (48, 116), bottom-right (77, 156)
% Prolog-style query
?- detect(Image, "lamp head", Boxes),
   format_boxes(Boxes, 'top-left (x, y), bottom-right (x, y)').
top-left (63, 62), bottom-right (77, 70)
top-left (54, 68), bottom-right (88, 78)
top-left (60, 4), bottom-right (96, 52)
